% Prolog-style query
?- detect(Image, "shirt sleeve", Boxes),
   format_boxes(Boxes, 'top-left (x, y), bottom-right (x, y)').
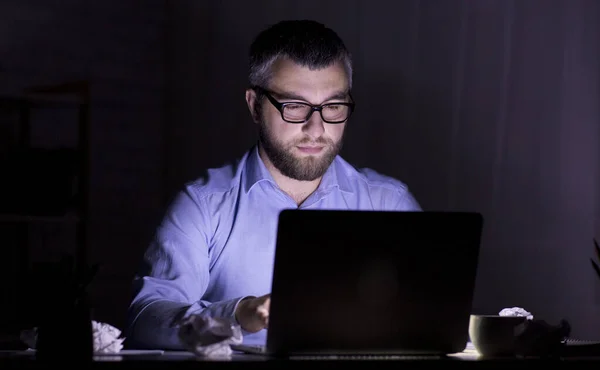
top-left (124, 188), bottom-right (247, 349)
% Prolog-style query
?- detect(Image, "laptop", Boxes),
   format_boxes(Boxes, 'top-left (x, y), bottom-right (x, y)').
top-left (232, 210), bottom-right (484, 357)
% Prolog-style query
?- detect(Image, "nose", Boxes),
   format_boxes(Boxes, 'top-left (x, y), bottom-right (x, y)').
top-left (301, 112), bottom-right (325, 139)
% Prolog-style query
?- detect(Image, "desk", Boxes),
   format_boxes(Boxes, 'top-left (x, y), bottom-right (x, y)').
top-left (2, 349), bottom-right (600, 370)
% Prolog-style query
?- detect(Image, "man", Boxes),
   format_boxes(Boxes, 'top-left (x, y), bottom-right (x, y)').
top-left (126, 19), bottom-right (421, 350)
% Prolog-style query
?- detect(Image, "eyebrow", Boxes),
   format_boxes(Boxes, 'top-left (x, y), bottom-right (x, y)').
top-left (272, 90), bottom-right (349, 103)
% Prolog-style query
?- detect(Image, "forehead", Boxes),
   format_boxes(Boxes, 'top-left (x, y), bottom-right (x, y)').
top-left (268, 58), bottom-right (349, 97)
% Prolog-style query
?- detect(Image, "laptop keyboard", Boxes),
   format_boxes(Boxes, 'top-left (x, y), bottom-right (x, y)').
top-left (231, 344), bottom-right (445, 359)
top-left (290, 355), bottom-right (442, 360)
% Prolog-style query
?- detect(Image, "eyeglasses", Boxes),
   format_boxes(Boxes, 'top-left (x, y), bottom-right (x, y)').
top-left (254, 87), bottom-right (355, 124)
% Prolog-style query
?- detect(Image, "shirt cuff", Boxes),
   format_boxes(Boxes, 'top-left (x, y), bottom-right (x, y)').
top-left (232, 296), bottom-right (255, 325)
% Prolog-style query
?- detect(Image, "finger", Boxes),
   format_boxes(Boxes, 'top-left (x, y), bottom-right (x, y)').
top-left (260, 297), bottom-right (270, 313)
top-left (257, 307), bottom-right (269, 317)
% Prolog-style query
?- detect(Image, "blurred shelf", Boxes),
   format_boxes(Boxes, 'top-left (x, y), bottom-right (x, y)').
top-left (0, 95), bottom-right (85, 109)
top-left (0, 81), bottom-right (89, 107)
top-left (0, 81), bottom-right (91, 338)
top-left (0, 212), bottom-right (79, 223)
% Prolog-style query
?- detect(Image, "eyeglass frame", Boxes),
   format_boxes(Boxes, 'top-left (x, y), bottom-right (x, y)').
top-left (252, 86), bottom-right (355, 124)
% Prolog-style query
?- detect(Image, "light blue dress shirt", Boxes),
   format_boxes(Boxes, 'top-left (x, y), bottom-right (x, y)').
top-left (126, 145), bottom-right (421, 349)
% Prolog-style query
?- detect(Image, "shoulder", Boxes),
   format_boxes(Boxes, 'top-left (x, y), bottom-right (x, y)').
top-left (334, 157), bottom-right (422, 211)
top-left (159, 153), bottom-right (250, 235)
top-left (161, 152), bottom-right (248, 223)
top-left (357, 167), bottom-right (410, 192)
top-left (184, 153), bottom-right (249, 202)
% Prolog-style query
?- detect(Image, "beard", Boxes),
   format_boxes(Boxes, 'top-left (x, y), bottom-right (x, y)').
top-left (258, 120), bottom-right (344, 182)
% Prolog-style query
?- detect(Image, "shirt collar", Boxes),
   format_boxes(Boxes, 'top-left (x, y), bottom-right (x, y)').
top-left (317, 155), bottom-right (352, 194)
top-left (243, 145), bottom-right (275, 193)
top-left (243, 144), bottom-right (353, 194)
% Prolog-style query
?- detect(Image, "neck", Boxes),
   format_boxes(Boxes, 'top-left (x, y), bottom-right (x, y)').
top-left (258, 146), bottom-right (322, 206)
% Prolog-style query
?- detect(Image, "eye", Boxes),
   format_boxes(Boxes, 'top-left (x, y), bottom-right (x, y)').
top-left (284, 103), bottom-right (307, 110)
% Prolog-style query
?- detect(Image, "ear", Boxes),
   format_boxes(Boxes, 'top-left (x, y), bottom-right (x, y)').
top-left (245, 89), bottom-right (260, 124)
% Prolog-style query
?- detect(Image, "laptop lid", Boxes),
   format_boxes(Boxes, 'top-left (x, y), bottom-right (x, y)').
top-left (266, 210), bottom-right (483, 356)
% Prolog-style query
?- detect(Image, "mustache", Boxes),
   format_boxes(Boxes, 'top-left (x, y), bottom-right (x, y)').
top-left (295, 137), bottom-right (329, 146)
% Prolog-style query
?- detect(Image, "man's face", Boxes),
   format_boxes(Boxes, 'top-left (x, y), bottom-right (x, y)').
top-left (252, 58), bottom-right (350, 181)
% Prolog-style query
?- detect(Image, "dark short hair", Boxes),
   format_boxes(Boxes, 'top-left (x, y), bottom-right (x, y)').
top-left (248, 20), bottom-right (353, 89)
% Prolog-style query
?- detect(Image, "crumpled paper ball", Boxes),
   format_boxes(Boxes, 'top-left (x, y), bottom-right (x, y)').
top-left (92, 320), bottom-right (125, 354)
top-left (499, 307), bottom-right (534, 320)
top-left (178, 315), bottom-right (243, 359)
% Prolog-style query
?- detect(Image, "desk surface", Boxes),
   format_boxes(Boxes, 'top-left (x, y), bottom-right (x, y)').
top-left (3, 349), bottom-right (600, 369)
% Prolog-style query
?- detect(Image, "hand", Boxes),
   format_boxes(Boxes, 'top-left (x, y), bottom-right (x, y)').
top-left (234, 293), bottom-right (270, 333)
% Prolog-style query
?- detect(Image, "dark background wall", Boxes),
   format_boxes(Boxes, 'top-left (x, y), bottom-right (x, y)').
top-left (1, 0), bottom-right (599, 342)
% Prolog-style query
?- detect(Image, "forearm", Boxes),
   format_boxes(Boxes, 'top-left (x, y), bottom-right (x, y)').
top-left (126, 296), bottom-right (249, 350)
top-left (126, 300), bottom-right (188, 350)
